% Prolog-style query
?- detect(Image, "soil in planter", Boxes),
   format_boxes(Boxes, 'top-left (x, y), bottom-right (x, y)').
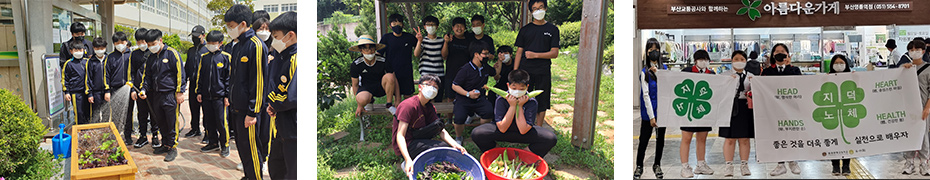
top-left (77, 127), bottom-right (128, 169)
top-left (416, 161), bottom-right (474, 180)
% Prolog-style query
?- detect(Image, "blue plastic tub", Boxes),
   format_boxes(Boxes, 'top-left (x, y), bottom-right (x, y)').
top-left (52, 124), bottom-right (71, 159)
top-left (410, 147), bottom-right (485, 180)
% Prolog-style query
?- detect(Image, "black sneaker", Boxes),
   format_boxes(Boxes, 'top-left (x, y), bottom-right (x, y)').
top-left (133, 137), bottom-right (149, 148)
top-left (153, 147), bottom-right (169, 154)
top-left (184, 129), bottom-right (202, 138)
top-left (152, 137), bottom-right (162, 148)
top-left (201, 144), bottom-right (220, 152)
top-left (123, 136), bottom-right (133, 147)
top-left (201, 136), bottom-right (209, 144)
top-left (163, 148), bottom-right (178, 162)
top-left (220, 146), bottom-right (230, 157)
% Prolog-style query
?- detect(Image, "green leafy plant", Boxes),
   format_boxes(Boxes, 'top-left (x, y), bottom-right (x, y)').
top-left (0, 89), bottom-right (61, 179)
top-left (558, 21), bottom-right (582, 47)
top-left (813, 81), bottom-right (865, 144)
top-left (317, 27), bottom-right (354, 110)
top-left (673, 79), bottom-right (713, 121)
top-left (737, 0), bottom-right (763, 21)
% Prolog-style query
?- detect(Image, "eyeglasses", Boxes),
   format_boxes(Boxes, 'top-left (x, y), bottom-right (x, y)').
top-left (480, 52), bottom-right (491, 56)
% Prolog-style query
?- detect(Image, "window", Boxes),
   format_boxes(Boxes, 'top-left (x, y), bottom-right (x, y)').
top-left (281, 3), bottom-right (297, 12)
top-left (264, 4), bottom-right (278, 13)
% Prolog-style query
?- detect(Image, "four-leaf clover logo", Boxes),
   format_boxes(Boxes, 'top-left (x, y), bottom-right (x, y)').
top-left (737, 0), bottom-right (762, 21)
top-left (673, 79), bottom-right (713, 121)
top-left (812, 81), bottom-right (866, 144)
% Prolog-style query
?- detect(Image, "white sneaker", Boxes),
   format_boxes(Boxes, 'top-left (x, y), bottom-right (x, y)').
top-left (388, 106), bottom-right (397, 115)
top-left (364, 104), bottom-right (373, 111)
top-left (681, 164), bottom-right (695, 178)
top-left (694, 162), bottom-right (714, 175)
top-left (740, 162), bottom-right (752, 176)
top-left (770, 163), bottom-right (787, 176)
top-left (904, 161), bottom-right (917, 175)
top-left (788, 161), bottom-right (801, 174)
top-left (920, 161), bottom-right (930, 176)
top-left (723, 163), bottom-right (734, 177)
top-left (237, 163), bottom-right (243, 171)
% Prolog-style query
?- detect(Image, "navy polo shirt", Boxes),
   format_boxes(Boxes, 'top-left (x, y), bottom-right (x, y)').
top-left (453, 61), bottom-right (496, 100)
top-left (494, 97), bottom-right (538, 126)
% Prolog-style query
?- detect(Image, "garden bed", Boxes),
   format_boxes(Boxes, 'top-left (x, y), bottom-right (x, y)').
top-left (70, 122), bottom-right (137, 180)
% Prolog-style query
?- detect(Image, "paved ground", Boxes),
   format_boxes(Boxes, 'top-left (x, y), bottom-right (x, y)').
top-left (44, 92), bottom-right (272, 179)
top-left (629, 108), bottom-right (930, 179)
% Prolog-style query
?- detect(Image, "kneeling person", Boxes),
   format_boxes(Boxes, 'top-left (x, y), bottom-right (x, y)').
top-left (471, 69), bottom-right (557, 158)
top-left (350, 35), bottom-right (399, 116)
top-left (451, 41), bottom-right (496, 145)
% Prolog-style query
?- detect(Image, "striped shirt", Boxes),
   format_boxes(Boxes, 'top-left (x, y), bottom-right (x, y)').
top-left (419, 37), bottom-right (445, 77)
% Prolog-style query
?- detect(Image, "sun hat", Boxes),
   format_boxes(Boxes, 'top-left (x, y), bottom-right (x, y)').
top-left (348, 35), bottom-right (386, 52)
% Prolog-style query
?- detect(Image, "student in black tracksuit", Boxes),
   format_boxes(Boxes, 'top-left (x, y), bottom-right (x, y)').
top-left (87, 37), bottom-right (110, 122)
top-left (184, 25), bottom-right (209, 141)
top-left (129, 28), bottom-right (160, 149)
top-left (223, 35), bottom-right (237, 140)
top-left (108, 32), bottom-right (133, 146)
top-left (60, 22), bottom-right (93, 67)
top-left (62, 40), bottom-right (89, 124)
top-left (138, 29), bottom-right (186, 162)
top-left (265, 11), bottom-right (297, 179)
top-left (224, 4), bottom-right (268, 179)
top-left (196, 30), bottom-right (232, 157)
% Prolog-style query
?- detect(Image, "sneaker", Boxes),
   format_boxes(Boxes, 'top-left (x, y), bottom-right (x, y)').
top-left (237, 163), bottom-right (244, 171)
top-left (201, 136), bottom-right (209, 144)
top-left (123, 136), bottom-right (133, 147)
top-left (364, 104), bottom-right (373, 111)
top-left (153, 147), bottom-right (169, 154)
top-left (832, 165), bottom-right (841, 176)
top-left (220, 146), bottom-right (230, 157)
top-left (653, 164), bottom-right (664, 179)
top-left (386, 103), bottom-right (396, 115)
top-left (680, 164), bottom-right (694, 178)
top-left (152, 137), bottom-right (162, 148)
top-left (740, 162), bottom-right (751, 176)
top-left (634, 165), bottom-right (643, 179)
top-left (770, 163), bottom-right (787, 176)
top-left (164, 148), bottom-right (178, 162)
top-left (904, 161), bottom-right (917, 175)
top-left (133, 137), bottom-right (149, 148)
top-left (455, 136), bottom-right (464, 146)
top-left (788, 161), bottom-right (801, 174)
top-left (201, 144), bottom-right (220, 152)
top-left (694, 161), bottom-right (714, 175)
top-left (184, 129), bottom-right (202, 138)
top-left (723, 163), bottom-right (734, 177)
top-left (842, 165), bottom-right (851, 176)
top-left (921, 161), bottom-right (930, 176)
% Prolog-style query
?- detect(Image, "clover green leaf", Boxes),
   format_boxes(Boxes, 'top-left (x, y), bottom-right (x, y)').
top-left (737, 0), bottom-right (763, 21)
top-left (812, 81), bottom-right (866, 144)
top-left (673, 79), bottom-right (714, 121)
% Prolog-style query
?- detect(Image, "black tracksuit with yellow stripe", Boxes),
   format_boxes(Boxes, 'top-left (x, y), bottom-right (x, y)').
top-left (139, 44), bottom-right (186, 149)
top-left (129, 49), bottom-right (159, 138)
top-left (227, 29), bottom-right (268, 180)
top-left (87, 54), bottom-right (109, 119)
top-left (196, 50), bottom-right (232, 149)
top-left (62, 57), bottom-right (89, 124)
top-left (266, 44), bottom-right (297, 179)
top-left (107, 49), bottom-right (135, 140)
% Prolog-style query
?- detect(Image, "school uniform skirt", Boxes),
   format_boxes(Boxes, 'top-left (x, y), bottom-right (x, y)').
top-left (719, 99), bottom-right (755, 138)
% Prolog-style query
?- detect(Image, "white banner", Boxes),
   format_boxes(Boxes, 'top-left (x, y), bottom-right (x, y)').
top-left (656, 70), bottom-right (738, 128)
top-left (752, 68), bottom-right (926, 162)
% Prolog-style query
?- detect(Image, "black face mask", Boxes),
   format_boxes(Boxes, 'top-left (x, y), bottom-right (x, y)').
top-left (193, 37), bottom-right (202, 45)
top-left (774, 53), bottom-right (788, 62)
top-left (647, 51), bottom-right (661, 62)
top-left (392, 25), bottom-right (403, 34)
top-left (74, 36), bottom-right (83, 41)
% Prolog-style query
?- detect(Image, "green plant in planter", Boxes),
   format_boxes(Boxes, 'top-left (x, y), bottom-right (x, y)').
top-left (0, 89), bottom-right (61, 179)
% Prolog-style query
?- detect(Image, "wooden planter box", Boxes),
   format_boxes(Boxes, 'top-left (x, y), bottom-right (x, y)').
top-left (70, 122), bottom-right (138, 180)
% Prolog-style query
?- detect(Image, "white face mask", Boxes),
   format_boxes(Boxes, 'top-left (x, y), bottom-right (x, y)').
top-left (72, 51), bottom-right (84, 58)
top-left (833, 64), bottom-right (847, 71)
top-left (731, 61), bottom-right (746, 70)
top-left (532, 10), bottom-right (546, 20)
top-left (472, 26), bottom-right (483, 35)
top-left (911, 51), bottom-right (924, 60)
top-left (148, 43), bottom-right (160, 53)
top-left (115, 44), bottom-right (127, 52)
top-left (272, 34), bottom-right (289, 53)
top-left (136, 43), bottom-right (147, 51)
top-left (256, 30), bottom-right (271, 41)
top-left (697, 60), bottom-right (710, 69)
top-left (508, 89), bottom-right (526, 97)
top-left (363, 53), bottom-right (375, 60)
top-left (94, 50), bottom-right (106, 57)
top-left (425, 26), bottom-right (437, 35)
top-left (206, 44), bottom-right (220, 52)
top-left (226, 23), bottom-right (243, 39)
top-left (421, 85), bottom-right (438, 100)
top-left (502, 54), bottom-right (511, 63)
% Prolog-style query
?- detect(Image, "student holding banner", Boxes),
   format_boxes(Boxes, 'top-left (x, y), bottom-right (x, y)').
top-left (719, 50), bottom-right (754, 177)
top-left (635, 38), bottom-right (666, 179)
top-left (827, 54), bottom-right (853, 176)
top-left (899, 39), bottom-right (930, 176)
top-left (762, 43), bottom-right (803, 176)
top-left (678, 50), bottom-right (715, 178)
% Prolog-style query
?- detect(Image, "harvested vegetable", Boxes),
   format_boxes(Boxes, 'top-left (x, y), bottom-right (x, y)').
top-left (416, 161), bottom-right (474, 180)
top-left (484, 85), bottom-right (544, 121)
top-left (487, 149), bottom-right (543, 179)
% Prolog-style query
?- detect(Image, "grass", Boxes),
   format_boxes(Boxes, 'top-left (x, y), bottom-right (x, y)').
top-left (317, 45), bottom-right (614, 179)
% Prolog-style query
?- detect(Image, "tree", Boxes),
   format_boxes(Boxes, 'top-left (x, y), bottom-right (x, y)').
top-left (114, 25), bottom-right (136, 42)
top-left (323, 11), bottom-right (358, 26)
top-left (207, 0), bottom-right (255, 29)
top-left (318, 0), bottom-right (349, 21)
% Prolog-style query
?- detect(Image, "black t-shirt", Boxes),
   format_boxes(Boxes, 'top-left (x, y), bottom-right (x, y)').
top-left (471, 33), bottom-right (496, 55)
top-left (378, 32), bottom-right (417, 77)
top-left (350, 56), bottom-right (393, 88)
top-left (495, 62), bottom-right (515, 90)
top-left (446, 36), bottom-right (472, 80)
top-left (514, 22), bottom-right (560, 72)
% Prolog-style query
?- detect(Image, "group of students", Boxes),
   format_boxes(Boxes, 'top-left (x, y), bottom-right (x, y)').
top-left (347, 0), bottom-right (562, 177)
top-left (59, 4), bottom-right (297, 180)
top-left (635, 37), bottom-right (877, 178)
